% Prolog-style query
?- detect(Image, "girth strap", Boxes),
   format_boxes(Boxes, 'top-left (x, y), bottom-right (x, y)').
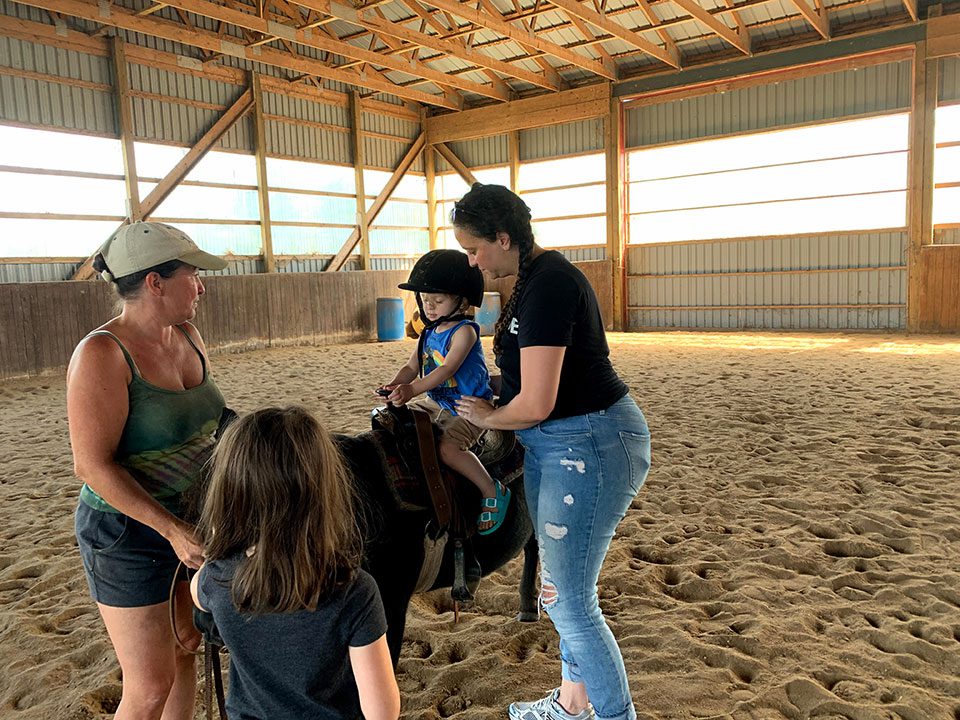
top-left (409, 407), bottom-right (452, 531)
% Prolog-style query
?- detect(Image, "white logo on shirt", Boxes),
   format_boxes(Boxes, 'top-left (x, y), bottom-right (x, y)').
top-left (508, 317), bottom-right (518, 335)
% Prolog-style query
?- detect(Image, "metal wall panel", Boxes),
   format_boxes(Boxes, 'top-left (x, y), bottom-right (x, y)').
top-left (262, 90), bottom-right (350, 163)
top-left (362, 112), bottom-right (418, 141)
top-left (626, 230), bottom-right (908, 329)
top-left (626, 60), bottom-right (912, 148)
top-left (520, 118), bottom-right (604, 161)
top-left (934, 227), bottom-right (960, 245)
top-left (448, 135), bottom-right (509, 167)
top-left (558, 246), bottom-right (606, 262)
top-left (939, 56), bottom-right (960, 103)
top-left (0, 35), bottom-right (116, 134)
top-left (364, 135), bottom-right (412, 171)
top-left (0, 262), bottom-right (81, 283)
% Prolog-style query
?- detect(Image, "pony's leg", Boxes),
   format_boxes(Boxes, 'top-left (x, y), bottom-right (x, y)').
top-left (517, 532), bottom-right (540, 622)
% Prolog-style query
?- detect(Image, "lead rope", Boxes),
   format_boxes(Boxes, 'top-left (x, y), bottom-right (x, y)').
top-left (168, 562), bottom-right (228, 720)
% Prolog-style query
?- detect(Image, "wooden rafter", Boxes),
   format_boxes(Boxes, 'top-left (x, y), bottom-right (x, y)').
top-left (630, 0), bottom-right (681, 64)
top-left (415, 0), bottom-right (616, 78)
top-left (902, 0), bottom-right (918, 22)
top-left (669, 0), bottom-right (750, 54)
top-left (151, 0), bottom-right (505, 101)
top-left (326, 132), bottom-right (426, 271)
top-left (718, 0), bottom-right (752, 48)
top-left (786, 0), bottom-right (830, 39)
top-left (14, 0), bottom-right (459, 108)
top-left (547, 0), bottom-right (679, 68)
top-left (292, 0), bottom-right (559, 90)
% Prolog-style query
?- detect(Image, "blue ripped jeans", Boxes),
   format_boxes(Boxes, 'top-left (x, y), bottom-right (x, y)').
top-left (516, 395), bottom-right (650, 720)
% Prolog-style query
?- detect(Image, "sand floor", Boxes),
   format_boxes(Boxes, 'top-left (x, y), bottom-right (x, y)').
top-left (2, 331), bottom-right (960, 719)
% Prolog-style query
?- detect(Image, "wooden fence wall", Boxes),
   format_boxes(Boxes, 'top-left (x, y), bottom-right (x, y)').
top-left (917, 245), bottom-right (960, 332)
top-left (0, 260), bottom-right (613, 380)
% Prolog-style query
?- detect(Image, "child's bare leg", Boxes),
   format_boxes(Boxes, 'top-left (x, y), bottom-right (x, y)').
top-left (439, 440), bottom-right (496, 498)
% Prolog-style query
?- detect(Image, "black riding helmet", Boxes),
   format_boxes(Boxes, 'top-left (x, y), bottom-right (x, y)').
top-left (399, 249), bottom-right (485, 377)
top-left (399, 249), bottom-right (484, 308)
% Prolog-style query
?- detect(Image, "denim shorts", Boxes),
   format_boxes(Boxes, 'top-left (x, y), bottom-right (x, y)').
top-left (75, 500), bottom-right (184, 608)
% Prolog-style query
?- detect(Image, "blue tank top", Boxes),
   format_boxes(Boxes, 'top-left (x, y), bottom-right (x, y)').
top-left (422, 320), bottom-right (493, 414)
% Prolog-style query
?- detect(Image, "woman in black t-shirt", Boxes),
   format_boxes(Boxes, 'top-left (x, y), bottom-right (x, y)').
top-left (454, 184), bottom-right (651, 720)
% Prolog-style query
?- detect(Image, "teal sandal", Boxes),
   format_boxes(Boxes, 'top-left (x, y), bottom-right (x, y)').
top-left (478, 482), bottom-right (511, 536)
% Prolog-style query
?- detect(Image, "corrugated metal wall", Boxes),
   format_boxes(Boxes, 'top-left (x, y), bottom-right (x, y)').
top-left (626, 60), bottom-right (912, 149)
top-left (0, 34), bottom-right (116, 134)
top-left (520, 118), bottom-right (604, 160)
top-left (623, 57), bottom-right (912, 330)
top-left (627, 230), bottom-right (907, 329)
top-left (939, 56), bottom-right (960, 104)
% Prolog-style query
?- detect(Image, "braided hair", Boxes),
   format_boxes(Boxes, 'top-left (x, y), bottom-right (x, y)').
top-left (450, 183), bottom-right (534, 359)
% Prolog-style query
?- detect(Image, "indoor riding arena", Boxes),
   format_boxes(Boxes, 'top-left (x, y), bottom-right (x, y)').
top-left (1, 0), bottom-right (960, 716)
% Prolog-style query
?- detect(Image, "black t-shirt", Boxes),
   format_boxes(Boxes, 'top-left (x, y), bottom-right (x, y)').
top-left (496, 250), bottom-right (628, 420)
top-left (197, 558), bottom-right (387, 720)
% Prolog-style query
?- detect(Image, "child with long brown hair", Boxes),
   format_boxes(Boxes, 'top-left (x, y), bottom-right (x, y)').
top-left (189, 406), bottom-right (399, 720)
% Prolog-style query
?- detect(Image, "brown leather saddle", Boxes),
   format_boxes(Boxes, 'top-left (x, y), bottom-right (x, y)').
top-left (369, 404), bottom-right (523, 537)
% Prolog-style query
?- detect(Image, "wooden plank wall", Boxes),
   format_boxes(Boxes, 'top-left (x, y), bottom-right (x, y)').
top-left (0, 260), bottom-right (611, 381)
top-left (0, 271), bottom-right (414, 381)
top-left (917, 245), bottom-right (960, 332)
top-left (485, 260), bottom-right (614, 330)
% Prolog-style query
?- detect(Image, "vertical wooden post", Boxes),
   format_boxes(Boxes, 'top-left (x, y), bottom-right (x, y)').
top-left (509, 130), bottom-right (520, 194)
top-left (907, 42), bottom-right (937, 331)
top-left (111, 36), bottom-right (140, 221)
top-left (425, 144), bottom-right (438, 250)
top-left (251, 72), bottom-right (275, 273)
top-left (605, 93), bottom-right (626, 332)
top-left (350, 91), bottom-right (370, 269)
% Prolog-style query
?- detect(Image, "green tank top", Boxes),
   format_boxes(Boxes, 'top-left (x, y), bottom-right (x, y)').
top-left (79, 325), bottom-right (226, 514)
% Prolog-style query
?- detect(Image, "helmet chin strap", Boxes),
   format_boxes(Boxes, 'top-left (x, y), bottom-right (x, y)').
top-left (415, 294), bottom-right (470, 378)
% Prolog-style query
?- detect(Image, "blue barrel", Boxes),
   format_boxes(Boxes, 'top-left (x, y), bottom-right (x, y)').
top-left (476, 292), bottom-right (501, 336)
top-left (376, 297), bottom-right (405, 342)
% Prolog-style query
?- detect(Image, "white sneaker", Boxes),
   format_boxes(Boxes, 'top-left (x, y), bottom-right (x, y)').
top-left (508, 689), bottom-right (595, 720)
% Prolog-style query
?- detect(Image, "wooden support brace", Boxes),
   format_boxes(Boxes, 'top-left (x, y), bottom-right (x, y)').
top-left (434, 143), bottom-right (477, 185)
top-left (604, 94), bottom-right (626, 331)
top-left (325, 132), bottom-right (426, 272)
top-left (72, 87), bottom-right (254, 280)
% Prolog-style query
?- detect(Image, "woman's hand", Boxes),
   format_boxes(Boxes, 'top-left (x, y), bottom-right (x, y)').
top-left (455, 396), bottom-right (497, 428)
top-left (165, 520), bottom-right (205, 570)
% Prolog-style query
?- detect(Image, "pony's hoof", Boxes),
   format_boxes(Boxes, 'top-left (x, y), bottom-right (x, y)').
top-left (516, 610), bottom-right (539, 623)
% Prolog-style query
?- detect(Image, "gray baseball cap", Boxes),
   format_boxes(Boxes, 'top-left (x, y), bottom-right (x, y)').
top-left (99, 222), bottom-right (227, 280)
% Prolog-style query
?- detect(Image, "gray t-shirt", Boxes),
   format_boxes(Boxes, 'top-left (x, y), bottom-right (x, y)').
top-left (197, 557), bottom-right (387, 720)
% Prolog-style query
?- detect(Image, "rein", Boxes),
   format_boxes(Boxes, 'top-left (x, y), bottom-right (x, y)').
top-left (169, 562), bottom-right (227, 720)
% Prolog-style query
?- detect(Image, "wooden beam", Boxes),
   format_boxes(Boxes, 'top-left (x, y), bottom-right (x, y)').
top-left (426, 84), bottom-right (611, 144)
top-left (72, 87), bottom-right (254, 280)
top-left (907, 42), bottom-right (936, 331)
top-left (669, 0), bottom-right (750, 55)
top-left (785, 0), bottom-right (829, 39)
top-left (350, 91), bottom-right (371, 269)
top-left (157, 0), bottom-right (503, 102)
top-left (509, 130), bottom-right (520, 194)
top-left (251, 72), bottom-right (275, 273)
top-left (326, 133), bottom-right (426, 272)
top-left (927, 13), bottom-right (960, 58)
top-left (13, 0), bottom-right (458, 109)
top-left (294, 0), bottom-right (559, 91)
top-left (434, 143), bottom-right (477, 185)
top-left (546, 0), bottom-right (679, 68)
top-left (605, 94), bottom-right (625, 331)
top-left (110, 36), bottom-right (141, 221)
top-left (414, 0), bottom-right (615, 79)
top-left (426, 143), bottom-right (439, 250)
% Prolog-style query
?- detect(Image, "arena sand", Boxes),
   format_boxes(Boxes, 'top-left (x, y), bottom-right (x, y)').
top-left (1, 332), bottom-right (960, 720)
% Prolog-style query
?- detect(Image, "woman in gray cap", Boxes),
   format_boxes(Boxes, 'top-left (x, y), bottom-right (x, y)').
top-left (66, 222), bottom-right (227, 719)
